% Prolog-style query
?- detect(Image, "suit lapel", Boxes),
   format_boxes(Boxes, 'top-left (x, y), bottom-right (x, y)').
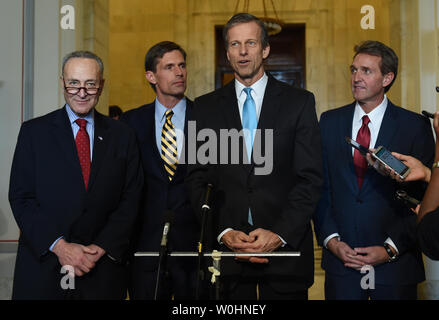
top-left (173, 99), bottom-right (193, 181)
top-left (360, 100), bottom-right (399, 192)
top-left (88, 111), bottom-right (109, 191)
top-left (374, 101), bottom-right (398, 148)
top-left (221, 81), bottom-right (243, 132)
top-left (220, 81), bottom-right (255, 175)
top-left (51, 106), bottom-right (85, 190)
top-left (340, 103), bottom-right (359, 193)
top-left (147, 104), bottom-right (169, 182)
top-left (257, 75), bottom-right (282, 134)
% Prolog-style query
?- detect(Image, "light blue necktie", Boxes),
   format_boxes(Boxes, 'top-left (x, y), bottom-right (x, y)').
top-left (242, 87), bottom-right (257, 161)
top-left (242, 87), bottom-right (257, 225)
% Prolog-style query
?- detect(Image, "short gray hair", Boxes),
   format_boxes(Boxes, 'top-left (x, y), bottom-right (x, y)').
top-left (62, 51), bottom-right (104, 78)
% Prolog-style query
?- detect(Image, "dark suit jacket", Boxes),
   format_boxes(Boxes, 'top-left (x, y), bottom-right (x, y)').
top-left (314, 101), bottom-right (435, 285)
top-left (9, 106), bottom-right (143, 299)
top-left (186, 75), bottom-right (323, 292)
top-left (417, 207), bottom-right (439, 260)
top-left (122, 100), bottom-right (200, 270)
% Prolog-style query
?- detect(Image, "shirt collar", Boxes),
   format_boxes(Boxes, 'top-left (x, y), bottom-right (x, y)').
top-left (354, 95), bottom-right (388, 125)
top-left (155, 97), bottom-right (186, 122)
top-left (235, 73), bottom-right (268, 99)
top-left (65, 104), bottom-right (94, 125)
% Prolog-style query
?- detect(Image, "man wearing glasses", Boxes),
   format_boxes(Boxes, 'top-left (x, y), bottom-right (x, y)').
top-left (9, 51), bottom-right (144, 299)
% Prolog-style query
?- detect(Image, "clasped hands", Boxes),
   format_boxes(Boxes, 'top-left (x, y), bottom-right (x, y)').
top-left (220, 228), bottom-right (283, 264)
top-left (52, 239), bottom-right (106, 277)
top-left (327, 238), bottom-right (394, 271)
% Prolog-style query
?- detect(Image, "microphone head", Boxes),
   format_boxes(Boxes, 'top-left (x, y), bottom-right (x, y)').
top-left (163, 210), bottom-right (174, 224)
top-left (436, 86), bottom-right (439, 93)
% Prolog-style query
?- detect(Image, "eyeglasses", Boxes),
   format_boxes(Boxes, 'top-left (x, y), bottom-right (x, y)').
top-left (63, 81), bottom-right (101, 95)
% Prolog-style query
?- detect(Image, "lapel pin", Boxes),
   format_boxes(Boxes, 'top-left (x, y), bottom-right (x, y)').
top-left (98, 136), bottom-right (103, 141)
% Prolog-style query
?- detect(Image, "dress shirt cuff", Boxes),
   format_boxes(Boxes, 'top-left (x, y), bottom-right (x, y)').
top-left (385, 237), bottom-right (399, 254)
top-left (49, 236), bottom-right (64, 252)
top-left (218, 228), bottom-right (233, 245)
top-left (277, 235), bottom-right (287, 247)
top-left (323, 233), bottom-right (340, 249)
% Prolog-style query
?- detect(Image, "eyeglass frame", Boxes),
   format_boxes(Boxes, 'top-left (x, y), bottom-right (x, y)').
top-left (62, 77), bottom-right (102, 96)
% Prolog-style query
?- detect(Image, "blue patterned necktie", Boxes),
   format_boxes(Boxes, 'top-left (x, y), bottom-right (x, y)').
top-left (242, 87), bottom-right (257, 225)
top-left (242, 87), bottom-right (257, 161)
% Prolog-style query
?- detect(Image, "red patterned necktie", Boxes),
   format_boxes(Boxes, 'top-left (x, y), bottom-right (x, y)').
top-left (75, 119), bottom-right (91, 189)
top-left (353, 115), bottom-right (370, 189)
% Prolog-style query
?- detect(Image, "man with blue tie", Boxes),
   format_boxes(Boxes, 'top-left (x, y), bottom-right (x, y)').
top-left (123, 41), bottom-right (201, 299)
top-left (314, 41), bottom-right (435, 299)
top-left (186, 13), bottom-right (323, 300)
top-left (9, 51), bottom-right (144, 299)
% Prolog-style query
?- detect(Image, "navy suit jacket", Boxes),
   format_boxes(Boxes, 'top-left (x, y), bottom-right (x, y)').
top-left (314, 100), bottom-right (435, 285)
top-left (122, 100), bottom-right (200, 271)
top-left (9, 106), bottom-right (144, 299)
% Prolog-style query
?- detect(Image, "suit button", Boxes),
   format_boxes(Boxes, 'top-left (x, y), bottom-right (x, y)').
top-left (248, 188), bottom-right (253, 193)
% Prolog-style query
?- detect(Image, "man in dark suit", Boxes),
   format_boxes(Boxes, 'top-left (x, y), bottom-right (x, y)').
top-left (314, 41), bottom-right (435, 300)
top-left (123, 41), bottom-right (200, 299)
top-left (8, 51), bottom-right (144, 299)
top-left (186, 13), bottom-right (323, 300)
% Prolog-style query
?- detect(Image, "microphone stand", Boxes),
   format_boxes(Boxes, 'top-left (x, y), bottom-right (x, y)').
top-left (135, 251), bottom-right (301, 300)
top-left (195, 183), bottom-right (213, 300)
top-left (154, 212), bottom-right (172, 300)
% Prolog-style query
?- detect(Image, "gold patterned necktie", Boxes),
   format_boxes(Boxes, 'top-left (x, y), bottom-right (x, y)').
top-left (161, 109), bottom-right (178, 181)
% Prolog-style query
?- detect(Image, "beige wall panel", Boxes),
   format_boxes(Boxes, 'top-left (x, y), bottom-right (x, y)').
top-left (107, 0), bottom-right (407, 115)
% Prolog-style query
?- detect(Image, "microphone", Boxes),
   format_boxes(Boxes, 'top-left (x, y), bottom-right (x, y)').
top-left (395, 190), bottom-right (420, 210)
top-left (196, 179), bottom-right (216, 299)
top-left (202, 183), bottom-right (213, 212)
top-left (160, 210), bottom-right (173, 248)
top-left (155, 210), bottom-right (173, 300)
top-left (422, 110), bottom-right (435, 119)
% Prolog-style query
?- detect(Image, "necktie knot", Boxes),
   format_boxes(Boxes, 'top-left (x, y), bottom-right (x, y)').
top-left (165, 109), bottom-right (174, 121)
top-left (243, 87), bottom-right (252, 99)
top-left (75, 118), bottom-right (87, 129)
top-left (362, 115), bottom-right (370, 126)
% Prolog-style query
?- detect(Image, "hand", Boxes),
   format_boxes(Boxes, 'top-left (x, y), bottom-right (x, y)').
top-left (238, 228), bottom-right (283, 264)
top-left (352, 246), bottom-right (393, 268)
top-left (52, 239), bottom-right (98, 276)
top-left (365, 151), bottom-right (388, 177)
top-left (221, 229), bottom-right (256, 253)
top-left (412, 204), bottom-right (421, 215)
top-left (84, 244), bottom-right (106, 265)
top-left (326, 238), bottom-right (365, 270)
top-left (391, 152), bottom-right (430, 183)
top-left (221, 229), bottom-right (279, 264)
top-left (433, 111), bottom-right (439, 138)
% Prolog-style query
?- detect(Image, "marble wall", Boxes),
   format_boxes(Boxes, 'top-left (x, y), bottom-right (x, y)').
top-left (107, 0), bottom-right (409, 115)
